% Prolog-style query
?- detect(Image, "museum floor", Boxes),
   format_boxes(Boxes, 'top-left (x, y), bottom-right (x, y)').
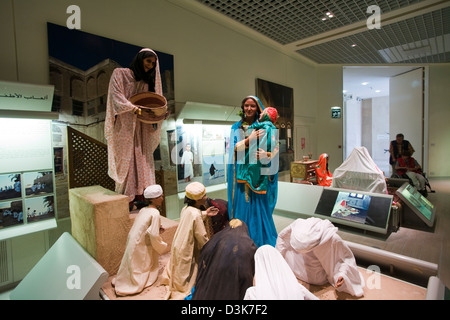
top-left (273, 177), bottom-right (450, 290)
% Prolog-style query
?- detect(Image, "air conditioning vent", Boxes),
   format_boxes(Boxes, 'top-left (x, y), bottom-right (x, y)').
top-left (0, 240), bottom-right (13, 287)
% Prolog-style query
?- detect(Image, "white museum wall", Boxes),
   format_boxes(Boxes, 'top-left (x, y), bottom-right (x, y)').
top-left (428, 65), bottom-right (450, 178)
top-left (315, 65), bottom-right (344, 172)
top-left (389, 68), bottom-right (424, 170)
top-left (371, 96), bottom-right (390, 175)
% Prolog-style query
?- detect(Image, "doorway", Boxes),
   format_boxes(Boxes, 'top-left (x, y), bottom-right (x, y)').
top-left (343, 66), bottom-right (426, 177)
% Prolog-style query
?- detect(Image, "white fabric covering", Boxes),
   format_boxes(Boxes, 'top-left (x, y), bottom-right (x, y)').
top-left (332, 146), bottom-right (387, 194)
top-left (114, 207), bottom-right (168, 296)
top-left (244, 245), bottom-right (319, 300)
top-left (276, 218), bottom-right (365, 297)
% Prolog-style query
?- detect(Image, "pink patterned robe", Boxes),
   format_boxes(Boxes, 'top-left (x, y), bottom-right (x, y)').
top-left (105, 67), bottom-right (162, 202)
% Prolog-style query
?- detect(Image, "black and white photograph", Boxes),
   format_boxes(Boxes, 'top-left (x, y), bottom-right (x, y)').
top-left (24, 195), bottom-right (55, 224)
top-left (0, 173), bottom-right (21, 201)
top-left (23, 171), bottom-right (54, 196)
top-left (0, 200), bottom-right (23, 229)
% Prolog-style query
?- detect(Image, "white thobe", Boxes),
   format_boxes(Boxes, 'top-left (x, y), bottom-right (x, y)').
top-left (276, 218), bottom-right (365, 297)
top-left (114, 207), bottom-right (168, 296)
top-left (161, 205), bottom-right (209, 300)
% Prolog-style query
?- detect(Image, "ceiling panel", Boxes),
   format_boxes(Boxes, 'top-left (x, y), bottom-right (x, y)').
top-left (194, 0), bottom-right (450, 64)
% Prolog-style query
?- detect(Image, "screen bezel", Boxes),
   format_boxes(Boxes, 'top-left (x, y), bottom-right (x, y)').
top-left (395, 182), bottom-right (435, 227)
top-left (314, 187), bottom-right (393, 234)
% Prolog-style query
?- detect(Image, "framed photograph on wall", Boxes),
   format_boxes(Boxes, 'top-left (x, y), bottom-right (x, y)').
top-left (0, 173), bottom-right (21, 201)
top-left (256, 78), bottom-right (295, 171)
top-left (175, 124), bottom-right (203, 192)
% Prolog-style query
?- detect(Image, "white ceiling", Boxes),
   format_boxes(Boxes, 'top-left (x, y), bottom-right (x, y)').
top-left (187, 0), bottom-right (450, 64)
top-left (343, 65), bottom-right (420, 99)
top-left (171, 1), bottom-right (448, 100)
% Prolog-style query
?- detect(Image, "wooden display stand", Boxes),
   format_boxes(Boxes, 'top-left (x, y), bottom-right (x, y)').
top-left (69, 185), bottom-right (178, 276)
top-left (290, 160), bottom-right (318, 184)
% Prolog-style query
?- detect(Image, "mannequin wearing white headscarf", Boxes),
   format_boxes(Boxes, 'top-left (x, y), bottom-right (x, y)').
top-left (114, 184), bottom-right (168, 296)
top-left (161, 182), bottom-right (218, 300)
top-left (244, 245), bottom-right (318, 300)
top-left (276, 218), bottom-right (365, 297)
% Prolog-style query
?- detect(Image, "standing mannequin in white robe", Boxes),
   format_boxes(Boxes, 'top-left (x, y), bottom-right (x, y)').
top-left (244, 245), bottom-right (318, 300)
top-left (181, 143), bottom-right (194, 182)
top-left (276, 218), bottom-right (365, 297)
top-left (114, 184), bottom-right (168, 296)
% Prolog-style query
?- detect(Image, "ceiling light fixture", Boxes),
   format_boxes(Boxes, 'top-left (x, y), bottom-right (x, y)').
top-left (322, 11), bottom-right (334, 21)
top-left (361, 82), bottom-right (369, 85)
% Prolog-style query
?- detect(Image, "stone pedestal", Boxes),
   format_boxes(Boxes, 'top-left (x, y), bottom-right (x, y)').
top-left (69, 186), bottom-right (130, 275)
top-left (69, 185), bottom-right (178, 276)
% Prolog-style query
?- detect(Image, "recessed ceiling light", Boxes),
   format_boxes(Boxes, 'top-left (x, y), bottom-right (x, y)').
top-left (375, 90), bottom-right (381, 93)
top-left (322, 17), bottom-right (327, 21)
top-left (351, 44), bottom-right (357, 47)
top-left (361, 82), bottom-right (369, 85)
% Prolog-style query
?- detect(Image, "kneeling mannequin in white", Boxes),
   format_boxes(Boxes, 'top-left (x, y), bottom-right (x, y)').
top-left (114, 184), bottom-right (168, 296)
top-left (276, 217), bottom-right (365, 297)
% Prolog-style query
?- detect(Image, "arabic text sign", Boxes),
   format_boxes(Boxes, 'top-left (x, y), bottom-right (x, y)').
top-left (0, 80), bottom-right (54, 112)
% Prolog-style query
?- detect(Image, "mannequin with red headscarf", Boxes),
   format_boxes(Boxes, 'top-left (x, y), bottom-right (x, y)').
top-left (228, 97), bottom-right (279, 248)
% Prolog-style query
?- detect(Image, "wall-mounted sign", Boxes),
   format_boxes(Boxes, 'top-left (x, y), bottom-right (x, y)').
top-left (331, 106), bottom-right (341, 119)
top-left (0, 80), bottom-right (54, 112)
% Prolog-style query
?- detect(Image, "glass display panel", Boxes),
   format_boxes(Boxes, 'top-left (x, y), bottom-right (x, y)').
top-left (315, 188), bottom-right (392, 232)
top-left (396, 182), bottom-right (435, 227)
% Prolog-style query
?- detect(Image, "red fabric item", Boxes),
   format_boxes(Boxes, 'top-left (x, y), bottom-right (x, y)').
top-left (315, 153), bottom-right (333, 187)
top-left (264, 107), bottom-right (278, 123)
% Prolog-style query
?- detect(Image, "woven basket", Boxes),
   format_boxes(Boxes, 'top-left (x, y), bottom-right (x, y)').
top-left (129, 92), bottom-right (167, 124)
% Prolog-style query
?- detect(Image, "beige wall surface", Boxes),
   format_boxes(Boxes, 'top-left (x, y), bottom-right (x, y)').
top-left (428, 65), bottom-right (450, 177)
top-left (2, 0), bottom-right (449, 176)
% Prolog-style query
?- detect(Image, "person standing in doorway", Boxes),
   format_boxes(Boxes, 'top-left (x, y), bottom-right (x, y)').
top-left (389, 133), bottom-right (415, 176)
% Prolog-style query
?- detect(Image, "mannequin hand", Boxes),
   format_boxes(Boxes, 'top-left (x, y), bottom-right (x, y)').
top-left (206, 206), bottom-right (219, 216)
top-left (249, 129), bottom-right (265, 141)
top-left (256, 148), bottom-right (271, 161)
top-left (335, 276), bottom-right (344, 288)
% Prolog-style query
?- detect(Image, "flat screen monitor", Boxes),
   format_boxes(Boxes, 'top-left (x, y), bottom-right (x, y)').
top-left (395, 182), bottom-right (435, 227)
top-left (315, 188), bottom-right (393, 234)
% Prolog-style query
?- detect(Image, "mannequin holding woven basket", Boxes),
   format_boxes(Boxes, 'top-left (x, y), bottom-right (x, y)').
top-left (105, 48), bottom-right (169, 210)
